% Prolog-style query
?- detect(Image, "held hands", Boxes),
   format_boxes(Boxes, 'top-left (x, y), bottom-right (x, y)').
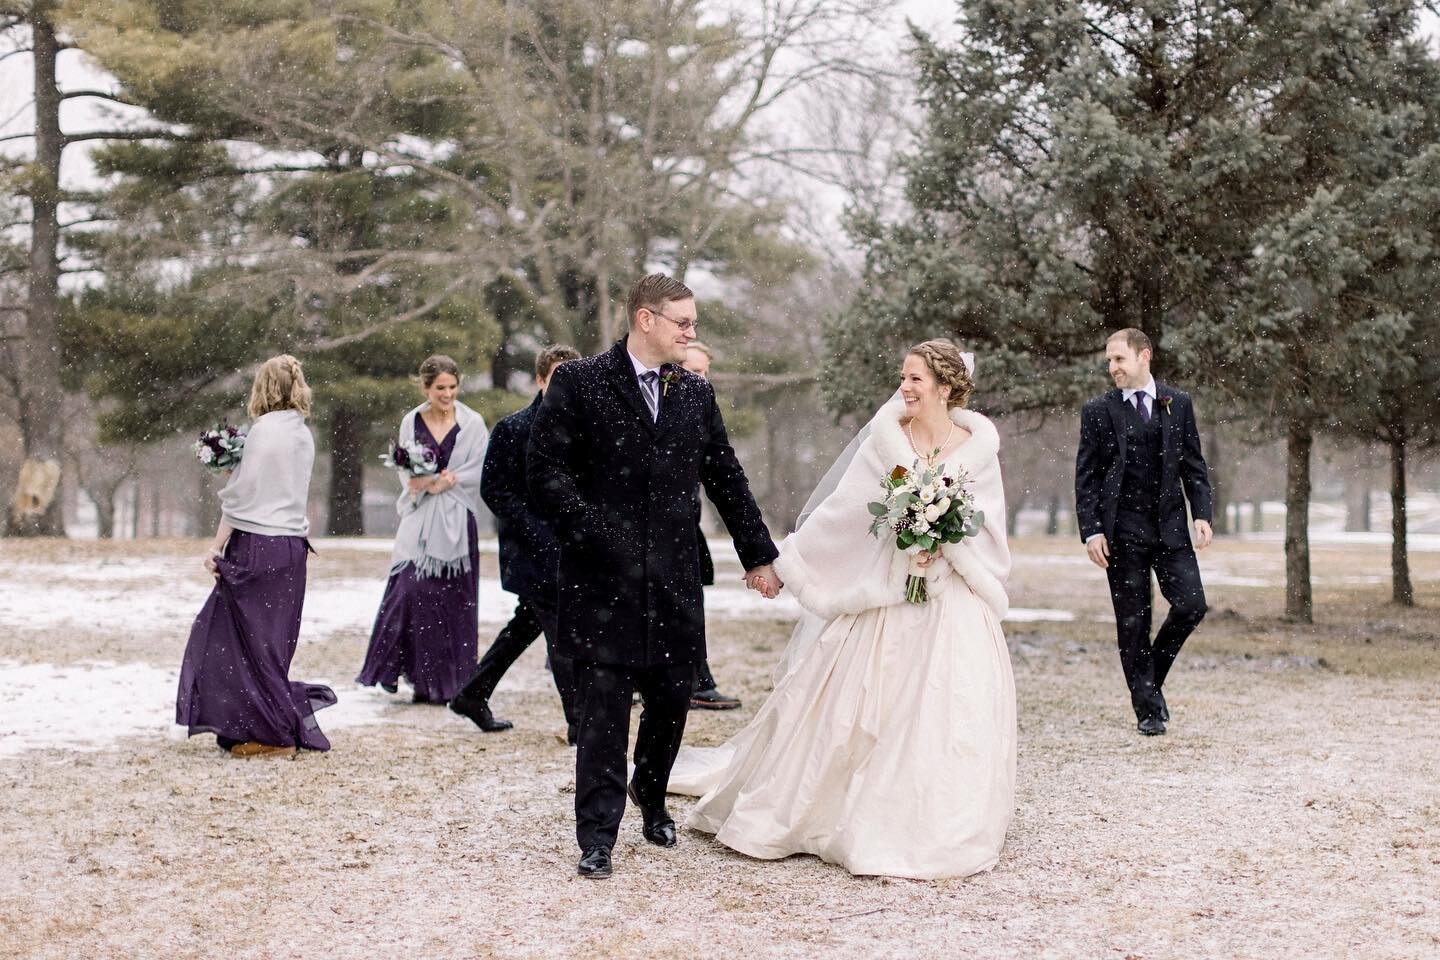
top-left (744, 564), bottom-right (784, 599)
top-left (1193, 519), bottom-right (1213, 550)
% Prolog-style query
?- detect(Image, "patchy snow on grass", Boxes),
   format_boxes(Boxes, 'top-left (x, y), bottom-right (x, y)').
top-left (0, 660), bottom-right (178, 757)
top-left (0, 659), bottom-right (402, 757)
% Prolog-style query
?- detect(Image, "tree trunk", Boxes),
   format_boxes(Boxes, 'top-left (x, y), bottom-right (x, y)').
top-left (94, 486), bottom-right (117, 540)
top-left (1209, 424), bottom-right (1229, 535)
top-left (7, 14), bottom-right (66, 536)
top-left (1251, 497), bottom-right (1264, 533)
top-left (1390, 434), bottom-right (1413, 607)
top-left (326, 404), bottom-right (365, 536)
top-left (1284, 418), bottom-right (1313, 623)
top-left (149, 481), bottom-right (161, 537)
top-left (1006, 494), bottom-right (1024, 537)
top-left (1344, 449), bottom-right (1371, 532)
top-left (490, 324), bottom-right (519, 391)
top-left (1045, 493), bottom-right (1060, 536)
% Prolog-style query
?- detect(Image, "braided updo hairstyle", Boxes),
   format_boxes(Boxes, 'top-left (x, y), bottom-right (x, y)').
top-left (248, 354), bottom-right (312, 418)
top-left (907, 339), bottom-right (973, 410)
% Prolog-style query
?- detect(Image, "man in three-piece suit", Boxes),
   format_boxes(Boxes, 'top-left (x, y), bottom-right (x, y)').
top-left (450, 345), bottom-right (582, 739)
top-left (1075, 328), bottom-right (1213, 736)
top-left (528, 273), bottom-right (781, 879)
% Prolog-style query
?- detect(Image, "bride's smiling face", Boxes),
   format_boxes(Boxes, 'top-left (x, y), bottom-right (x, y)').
top-left (898, 354), bottom-right (948, 414)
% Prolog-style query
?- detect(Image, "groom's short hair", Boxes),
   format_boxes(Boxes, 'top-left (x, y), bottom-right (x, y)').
top-left (1108, 328), bottom-right (1153, 356)
top-left (626, 273), bottom-right (694, 326)
top-left (536, 344), bottom-right (581, 380)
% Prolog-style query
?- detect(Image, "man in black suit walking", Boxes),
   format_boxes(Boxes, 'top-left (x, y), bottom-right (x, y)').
top-left (528, 273), bottom-right (781, 879)
top-left (450, 345), bottom-right (582, 739)
top-left (1075, 328), bottom-right (1213, 736)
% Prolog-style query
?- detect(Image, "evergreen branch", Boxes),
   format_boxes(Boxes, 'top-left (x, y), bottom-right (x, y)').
top-left (63, 129), bottom-right (203, 145)
top-left (60, 90), bottom-right (140, 107)
top-left (300, 274), bottom-right (473, 352)
top-left (1083, 20), bottom-right (1156, 70)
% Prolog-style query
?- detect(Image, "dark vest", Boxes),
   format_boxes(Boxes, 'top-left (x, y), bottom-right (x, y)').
top-left (1116, 396), bottom-right (1164, 542)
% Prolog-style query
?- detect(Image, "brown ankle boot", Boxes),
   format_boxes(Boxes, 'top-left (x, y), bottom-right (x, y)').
top-left (229, 742), bottom-right (297, 759)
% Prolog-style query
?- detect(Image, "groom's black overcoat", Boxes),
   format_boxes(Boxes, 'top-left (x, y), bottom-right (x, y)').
top-left (1075, 384), bottom-right (1213, 549)
top-left (527, 338), bottom-right (778, 668)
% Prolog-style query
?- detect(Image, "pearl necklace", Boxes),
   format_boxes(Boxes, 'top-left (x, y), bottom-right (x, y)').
top-left (905, 417), bottom-right (954, 465)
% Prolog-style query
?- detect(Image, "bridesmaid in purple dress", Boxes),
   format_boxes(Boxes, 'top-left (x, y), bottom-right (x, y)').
top-left (357, 355), bottom-right (490, 703)
top-left (177, 355), bottom-right (335, 759)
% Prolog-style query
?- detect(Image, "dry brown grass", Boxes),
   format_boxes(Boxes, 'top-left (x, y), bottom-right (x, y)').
top-left (1, 536), bottom-right (1438, 959)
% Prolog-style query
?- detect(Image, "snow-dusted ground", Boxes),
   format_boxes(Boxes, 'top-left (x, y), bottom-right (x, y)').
top-left (0, 542), bottom-right (1080, 758)
top-left (3, 537), bottom-right (1438, 960)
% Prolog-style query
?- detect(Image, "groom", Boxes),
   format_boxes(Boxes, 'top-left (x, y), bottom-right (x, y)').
top-left (1075, 328), bottom-right (1212, 736)
top-left (527, 273), bottom-right (781, 878)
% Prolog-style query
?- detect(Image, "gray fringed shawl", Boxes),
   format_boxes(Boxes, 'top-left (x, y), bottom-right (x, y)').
top-left (388, 401), bottom-right (488, 578)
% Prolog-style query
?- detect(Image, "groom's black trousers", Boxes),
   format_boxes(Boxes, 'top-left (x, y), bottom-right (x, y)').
top-left (572, 659), bottom-right (695, 851)
top-left (1105, 535), bottom-right (1207, 720)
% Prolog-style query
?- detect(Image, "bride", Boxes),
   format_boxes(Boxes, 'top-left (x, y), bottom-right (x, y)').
top-left (668, 339), bottom-right (1015, 880)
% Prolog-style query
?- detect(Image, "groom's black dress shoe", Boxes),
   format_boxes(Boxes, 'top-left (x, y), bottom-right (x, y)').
top-left (577, 846), bottom-right (612, 879)
top-left (1138, 715), bottom-right (1166, 736)
top-left (449, 694), bottom-right (514, 732)
top-left (627, 782), bottom-right (678, 847)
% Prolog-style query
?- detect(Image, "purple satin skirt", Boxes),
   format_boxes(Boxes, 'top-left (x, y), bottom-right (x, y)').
top-left (177, 532), bottom-right (334, 751)
top-left (356, 515), bottom-right (479, 702)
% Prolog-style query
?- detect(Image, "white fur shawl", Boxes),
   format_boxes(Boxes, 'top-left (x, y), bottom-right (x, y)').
top-left (774, 397), bottom-right (1011, 620)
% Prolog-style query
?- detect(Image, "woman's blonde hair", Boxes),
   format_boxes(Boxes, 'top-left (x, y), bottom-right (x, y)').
top-left (248, 354), bottom-right (312, 418)
top-left (907, 339), bottom-right (973, 410)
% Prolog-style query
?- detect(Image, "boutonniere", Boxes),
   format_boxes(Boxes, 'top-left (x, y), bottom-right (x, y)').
top-left (1159, 395), bottom-right (1173, 415)
top-left (659, 366), bottom-right (681, 397)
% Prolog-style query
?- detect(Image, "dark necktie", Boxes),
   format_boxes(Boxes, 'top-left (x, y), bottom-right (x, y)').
top-left (639, 370), bottom-right (660, 421)
top-left (1135, 393), bottom-right (1151, 423)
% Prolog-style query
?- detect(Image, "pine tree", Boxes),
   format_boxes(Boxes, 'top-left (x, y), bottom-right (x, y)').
top-left (832, 0), bottom-right (1440, 621)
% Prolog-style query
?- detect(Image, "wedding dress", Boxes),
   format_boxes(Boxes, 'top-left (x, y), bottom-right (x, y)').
top-left (668, 394), bottom-right (1015, 879)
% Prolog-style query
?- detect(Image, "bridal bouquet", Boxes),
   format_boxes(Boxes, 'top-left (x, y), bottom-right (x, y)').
top-left (193, 422), bottom-right (246, 474)
top-left (867, 462), bottom-right (985, 603)
top-left (380, 439), bottom-right (440, 477)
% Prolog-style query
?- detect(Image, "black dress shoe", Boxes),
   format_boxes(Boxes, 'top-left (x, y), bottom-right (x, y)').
top-left (690, 687), bottom-right (742, 710)
top-left (1137, 715), bottom-right (1166, 736)
top-left (627, 782), bottom-right (677, 847)
top-left (449, 694), bottom-right (514, 732)
top-left (380, 682), bottom-right (398, 694)
top-left (577, 846), bottom-right (612, 879)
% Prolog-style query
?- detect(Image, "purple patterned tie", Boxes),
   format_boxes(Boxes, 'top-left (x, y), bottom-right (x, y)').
top-left (1136, 393), bottom-right (1151, 423)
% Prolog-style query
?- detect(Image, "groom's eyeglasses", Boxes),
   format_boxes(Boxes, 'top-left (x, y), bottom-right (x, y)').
top-left (650, 309), bottom-right (699, 333)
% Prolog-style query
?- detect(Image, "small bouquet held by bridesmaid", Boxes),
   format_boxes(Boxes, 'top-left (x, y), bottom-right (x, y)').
top-left (381, 439), bottom-right (439, 477)
top-left (193, 422), bottom-right (246, 474)
top-left (868, 461), bottom-right (984, 603)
